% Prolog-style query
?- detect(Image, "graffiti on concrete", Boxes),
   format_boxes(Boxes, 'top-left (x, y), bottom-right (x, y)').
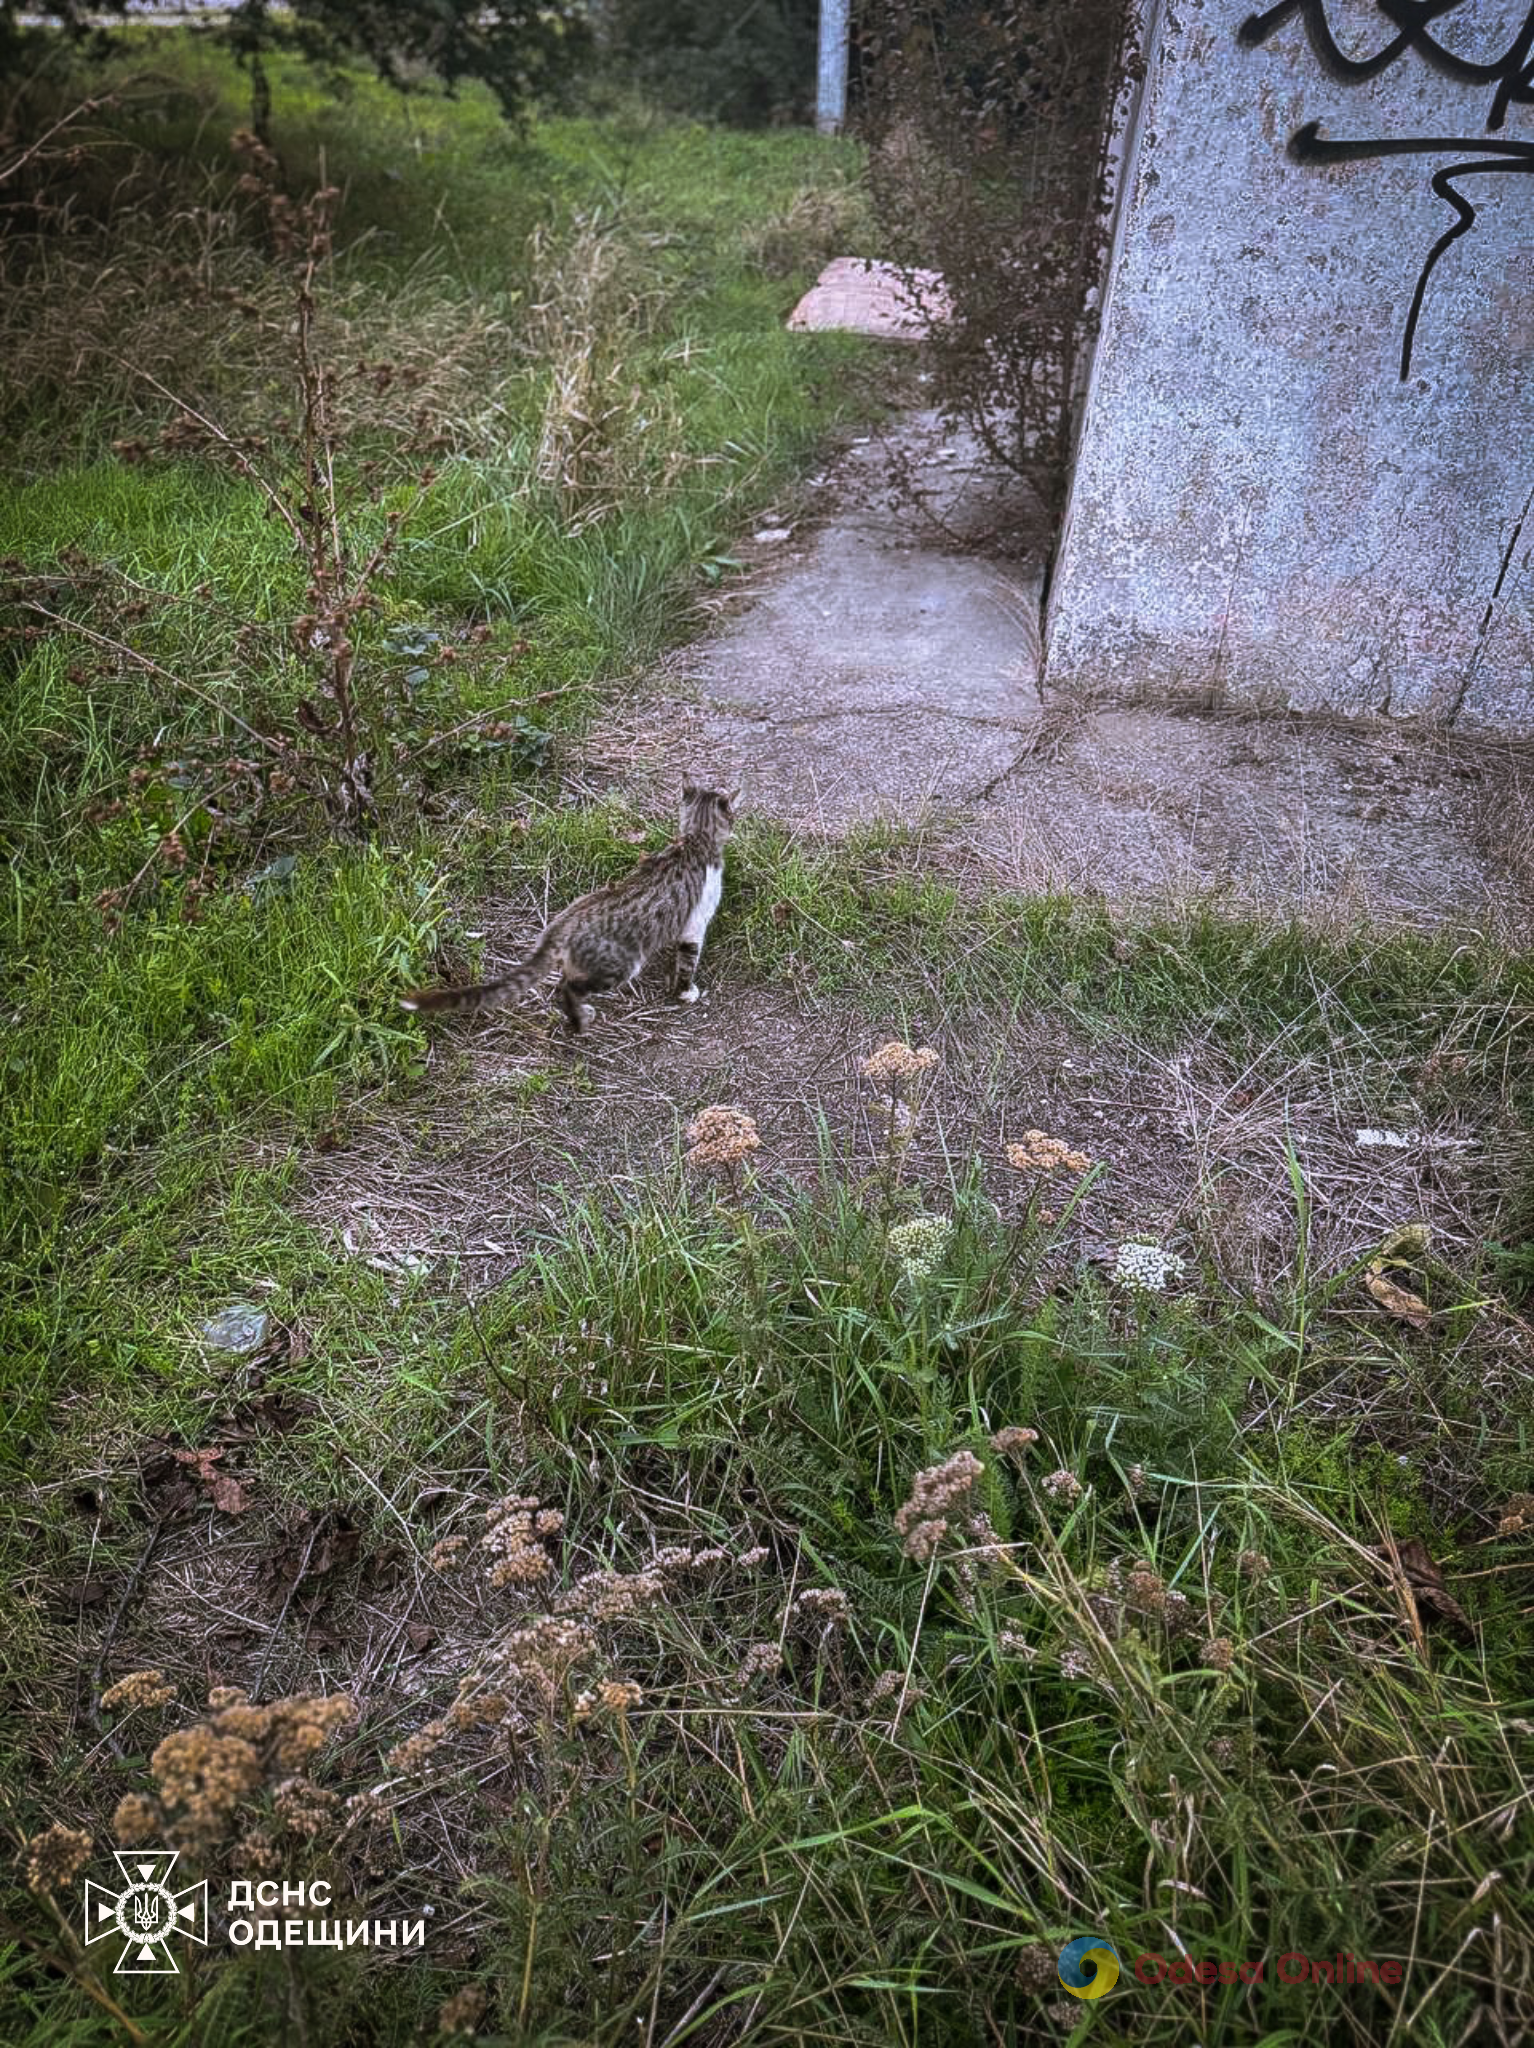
top-left (1239, 2), bottom-right (1534, 376)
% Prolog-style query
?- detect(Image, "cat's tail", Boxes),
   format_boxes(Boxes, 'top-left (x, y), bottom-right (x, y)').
top-left (400, 919), bottom-right (566, 1016)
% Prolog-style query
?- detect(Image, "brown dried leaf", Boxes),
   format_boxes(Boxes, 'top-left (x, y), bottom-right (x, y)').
top-left (171, 1446), bottom-right (252, 1515)
top-left (1365, 1260), bottom-right (1431, 1330)
top-left (1374, 1536), bottom-right (1472, 1635)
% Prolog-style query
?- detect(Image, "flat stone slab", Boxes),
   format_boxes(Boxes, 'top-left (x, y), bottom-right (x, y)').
top-left (787, 258), bottom-right (949, 341)
top-left (677, 411), bottom-right (1046, 829)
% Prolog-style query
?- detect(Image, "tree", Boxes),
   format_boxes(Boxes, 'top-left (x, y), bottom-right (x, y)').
top-left (1, 0), bottom-right (592, 137)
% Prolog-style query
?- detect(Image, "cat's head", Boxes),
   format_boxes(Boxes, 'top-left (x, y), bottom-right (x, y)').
top-left (680, 781), bottom-right (740, 838)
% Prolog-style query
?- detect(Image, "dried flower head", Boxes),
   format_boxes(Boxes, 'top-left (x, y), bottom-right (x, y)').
top-left (101, 1669), bottom-right (178, 1713)
top-left (1238, 1549), bottom-right (1272, 1580)
top-left (24, 1824), bottom-right (93, 1895)
top-left (989, 1426), bottom-right (1040, 1458)
top-left (481, 1496), bottom-right (561, 1590)
top-left (1496, 1493), bottom-right (1534, 1537)
top-left (887, 1212), bottom-right (953, 1285)
top-left (575, 1679), bottom-right (644, 1722)
top-left (894, 1449), bottom-right (984, 1560)
top-left (1041, 1469), bottom-right (1084, 1506)
top-left (112, 1795), bottom-right (160, 1846)
top-left (386, 1719), bottom-right (449, 1776)
top-left (1126, 1562), bottom-right (1167, 1612)
top-left (860, 1040), bottom-right (940, 1094)
top-left (1005, 1130), bottom-right (1091, 1176)
top-left (684, 1104), bottom-right (760, 1170)
top-left (428, 1534), bottom-right (469, 1573)
top-left (272, 1777), bottom-right (340, 1838)
top-left (1015, 1944), bottom-right (1056, 1991)
top-left (485, 1616), bottom-right (598, 1708)
top-left (437, 1985), bottom-right (488, 2037)
top-left (1201, 1637), bottom-right (1236, 1673)
top-left (867, 1669), bottom-right (905, 1707)
top-left (794, 1587), bottom-right (851, 1625)
top-left (735, 1642), bottom-right (782, 1689)
top-left (555, 1568), bottom-right (663, 1622)
top-left (1111, 1240), bottom-right (1187, 1292)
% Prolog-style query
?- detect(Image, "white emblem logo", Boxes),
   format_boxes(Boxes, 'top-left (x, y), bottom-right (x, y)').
top-left (83, 1850), bottom-right (208, 1973)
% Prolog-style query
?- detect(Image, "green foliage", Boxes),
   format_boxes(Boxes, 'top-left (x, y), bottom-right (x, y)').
top-left (597, 0), bottom-right (818, 128)
top-left (2, 0), bottom-right (590, 130)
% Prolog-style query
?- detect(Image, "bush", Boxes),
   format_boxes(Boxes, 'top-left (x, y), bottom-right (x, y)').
top-left (597, 0), bottom-right (818, 128)
top-left (857, 0), bottom-right (1136, 528)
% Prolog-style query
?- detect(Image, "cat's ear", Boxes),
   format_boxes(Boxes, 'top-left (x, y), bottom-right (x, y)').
top-left (722, 786), bottom-right (742, 813)
top-left (681, 779), bottom-right (699, 800)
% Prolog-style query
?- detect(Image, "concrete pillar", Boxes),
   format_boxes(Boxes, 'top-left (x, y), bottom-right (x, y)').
top-left (817, 0), bottom-right (850, 134)
top-left (1045, 0), bottom-right (1534, 731)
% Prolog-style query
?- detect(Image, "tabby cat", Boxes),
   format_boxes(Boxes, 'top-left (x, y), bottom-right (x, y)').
top-left (401, 782), bottom-right (737, 1035)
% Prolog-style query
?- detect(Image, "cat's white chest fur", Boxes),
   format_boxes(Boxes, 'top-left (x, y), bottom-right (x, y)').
top-left (681, 863), bottom-right (723, 945)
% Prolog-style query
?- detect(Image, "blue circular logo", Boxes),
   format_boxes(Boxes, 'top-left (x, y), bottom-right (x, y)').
top-left (1058, 1936), bottom-right (1122, 1999)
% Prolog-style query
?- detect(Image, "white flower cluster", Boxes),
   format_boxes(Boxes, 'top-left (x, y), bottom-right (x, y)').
top-left (1111, 1239), bottom-right (1186, 1292)
top-left (888, 1213), bottom-right (953, 1286)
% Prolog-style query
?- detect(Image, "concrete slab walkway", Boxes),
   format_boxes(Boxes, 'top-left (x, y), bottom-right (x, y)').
top-left (586, 401), bottom-right (1532, 941)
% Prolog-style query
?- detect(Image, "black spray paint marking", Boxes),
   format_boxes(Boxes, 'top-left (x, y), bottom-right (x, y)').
top-left (1239, 2), bottom-right (1534, 376)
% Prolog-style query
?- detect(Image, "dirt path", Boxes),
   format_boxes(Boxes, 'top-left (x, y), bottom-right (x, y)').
top-left (299, 403), bottom-right (1532, 1292)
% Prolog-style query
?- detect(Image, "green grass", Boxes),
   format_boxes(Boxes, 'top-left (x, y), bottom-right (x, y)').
top-left (3, 33), bottom-right (1533, 2048)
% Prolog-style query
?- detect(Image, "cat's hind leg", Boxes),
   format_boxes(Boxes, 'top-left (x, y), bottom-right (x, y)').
top-left (670, 939), bottom-right (702, 1003)
top-left (558, 937), bottom-right (644, 1034)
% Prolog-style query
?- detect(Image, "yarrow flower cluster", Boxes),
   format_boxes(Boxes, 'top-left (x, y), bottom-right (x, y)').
top-left (24, 1823), bottom-right (93, 1895)
top-left (860, 1040), bottom-right (940, 1093)
top-left (1111, 1239), bottom-right (1187, 1292)
top-left (887, 1213), bottom-right (953, 1286)
top-left (480, 1495), bottom-right (564, 1591)
top-left (573, 1679), bottom-right (644, 1722)
top-left (1497, 1493), bottom-right (1534, 1537)
top-left (1005, 1130), bottom-right (1092, 1177)
top-left (114, 1688), bottom-right (354, 1853)
top-left (100, 1669), bottom-right (178, 1713)
top-left (893, 1449), bottom-right (984, 1562)
top-left (684, 1104), bottom-right (760, 1170)
top-left (989, 1426), bottom-right (1039, 1459)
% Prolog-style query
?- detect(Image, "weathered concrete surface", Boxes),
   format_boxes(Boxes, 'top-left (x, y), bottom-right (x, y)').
top-left (1045, 0), bottom-right (1534, 732)
top-left (577, 406), bottom-right (1533, 940)
top-left (946, 705), bottom-right (1516, 935)
top-left (675, 410), bottom-right (1047, 830)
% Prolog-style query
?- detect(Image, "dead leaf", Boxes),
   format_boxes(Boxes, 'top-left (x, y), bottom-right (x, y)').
top-left (213, 1388), bottom-right (319, 1444)
top-left (256, 1508), bottom-right (361, 1604)
top-left (1378, 1222), bottom-right (1431, 1262)
top-left (771, 898), bottom-right (794, 927)
top-left (1373, 1536), bottom-right (1472, 1634)
top-left (171, 1446), bottom-right (252, 1515)
top-left (1365, 1261), bottom-right (1431, 1330)
top-left (55, 1578), bottom-right (114, 1610)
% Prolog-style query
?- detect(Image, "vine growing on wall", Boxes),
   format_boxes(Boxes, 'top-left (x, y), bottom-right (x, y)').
top-left (856, 0), bottom-right (1138, 538)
